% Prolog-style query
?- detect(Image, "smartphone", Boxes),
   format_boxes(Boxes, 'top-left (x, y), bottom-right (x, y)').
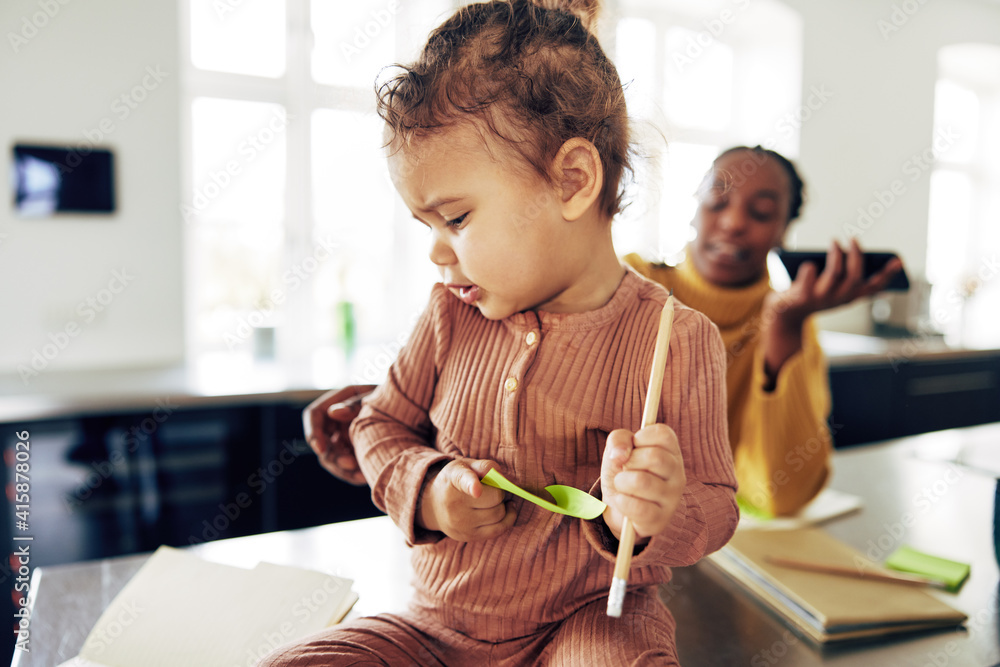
top-left (774, 248), bottom-right (909, 291)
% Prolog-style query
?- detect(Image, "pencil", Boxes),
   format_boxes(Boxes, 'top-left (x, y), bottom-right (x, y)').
top-left (607, 293), bottom-right (675, 618)
top-left (764, 555), bottom-right (950, 590)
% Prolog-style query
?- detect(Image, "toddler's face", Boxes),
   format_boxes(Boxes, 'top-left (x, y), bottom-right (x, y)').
top-left (388, 122), bottom-right (587, 319)
top-left (691, 151), bottom-right (791, 288)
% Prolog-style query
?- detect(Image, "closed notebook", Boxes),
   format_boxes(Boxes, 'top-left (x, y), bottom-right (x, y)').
top-left (708, 527), bottom-right (967, 644)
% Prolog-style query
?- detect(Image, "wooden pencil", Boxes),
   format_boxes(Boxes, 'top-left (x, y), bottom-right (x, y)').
top-left (607, 293), bottom-right (676, 618)
top-left (764, 555), bottom-right (950, 590)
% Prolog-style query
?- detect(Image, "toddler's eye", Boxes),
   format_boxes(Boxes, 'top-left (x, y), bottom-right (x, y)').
top-left (445, 213), bottom-right (468, 228)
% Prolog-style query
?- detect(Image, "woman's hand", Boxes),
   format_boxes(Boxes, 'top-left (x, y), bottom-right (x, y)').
top-left (761, 239), bottom-right (904, 387)
top-left (771, 238), bottom-right (904, 324)
top-left (303, 385), bottom-right (376, 485)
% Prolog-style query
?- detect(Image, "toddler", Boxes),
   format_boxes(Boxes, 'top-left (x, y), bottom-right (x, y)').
top-left (260, 1), bottom-right (737, 664)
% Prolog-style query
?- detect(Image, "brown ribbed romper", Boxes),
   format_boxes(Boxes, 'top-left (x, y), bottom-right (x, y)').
top-left (259, 269), bottom-right (738, 666)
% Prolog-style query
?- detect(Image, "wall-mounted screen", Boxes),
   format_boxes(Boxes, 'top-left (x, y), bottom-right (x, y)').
top-left (12, 143), bottom-right (116, 216)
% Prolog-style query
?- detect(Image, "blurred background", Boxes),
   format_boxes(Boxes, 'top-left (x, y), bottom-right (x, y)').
top-left (2, 0), bottom-right (1000, 383)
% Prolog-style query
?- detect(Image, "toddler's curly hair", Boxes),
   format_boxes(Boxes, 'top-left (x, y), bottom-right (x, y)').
top-left (376, 0), bottom-right (631, 218)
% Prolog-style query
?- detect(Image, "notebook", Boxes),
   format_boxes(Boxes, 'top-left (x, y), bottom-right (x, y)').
top-left (58, 546), bottom-right (358, 667)
top-left (708, 527), bottom-right (968, 644)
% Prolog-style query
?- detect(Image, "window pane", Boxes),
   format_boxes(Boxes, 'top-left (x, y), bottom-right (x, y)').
top-left (962, 265), bottom-right (1000, 348)
top-left (311, 109), bottom-right (397, 348)
top-left (312, 0), bottom-right (452, 88)
top-left (926, 169), bottom-right (972, 342)
top-left (397, 0), bottom-right (454, 61)
top-left (311, 0), bottom-right (397, 88)
top-left (615, 18), bottom-right (657, 119)
top-left (190, 0), bottom-right (285, 77)
top-left (933, 80), bottom-right (978, 164)
top-left (311, 110), bottom-right (390, 232)
top-left (189, 98), bottom-right (287, 227)
top-left (663, 27), bottom-right (733, 131)
top-left (661, 142), bottom-right (719, 262)
top-left (927, 171), bottom-right (972, 286)
top-left (188, 224), bottom-right (286, 355)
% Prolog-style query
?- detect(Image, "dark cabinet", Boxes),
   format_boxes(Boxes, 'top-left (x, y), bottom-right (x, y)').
top-left (1, 401), bottom-right (382, 568)
top-left (827, 364), bottom-right (898, 447)
top-left (829, 352), bottom-right (1000, 447)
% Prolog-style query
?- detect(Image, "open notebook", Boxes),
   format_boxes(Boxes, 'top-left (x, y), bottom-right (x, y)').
top-left (708, 527), bottom-right (967, 644)
top-left (58, 546), bottom-right (357, 667)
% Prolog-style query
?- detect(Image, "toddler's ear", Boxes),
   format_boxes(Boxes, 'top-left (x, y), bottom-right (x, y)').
top-left (553, 138), bottom-right (604, 221)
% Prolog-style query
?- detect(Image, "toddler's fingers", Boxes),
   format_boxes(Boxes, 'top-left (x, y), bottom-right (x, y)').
top-left (628, 424), bottom-right (682, 476)
top-left (632, 423), bottom-right (679, 451)
top-left (477, 503), bottom-right (518, 540)
top-left (604, 430), bottom-right (634, 468)
top-left (466, 459), bottom-right (514, 506)
top-left (601, 429), bottom-right (634, 498)
top-left (442, 460), bottom-right (485, 499)
top-left (466, 458), bottom-right (501, 479)
top-left (620, 425), bottom-right (685, 500)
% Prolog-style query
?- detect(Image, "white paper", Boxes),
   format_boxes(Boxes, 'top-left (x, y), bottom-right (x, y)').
top-left (60, 546), bottom-right (356, 667)
top-left (739, 488), bottom-right (863, 531)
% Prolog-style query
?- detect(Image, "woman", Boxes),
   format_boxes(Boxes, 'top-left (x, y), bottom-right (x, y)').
top-left (305, 146), bottom-right (903, 516)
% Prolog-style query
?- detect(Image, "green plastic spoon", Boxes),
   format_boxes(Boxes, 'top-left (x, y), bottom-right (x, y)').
top-left (481, 468), bottom-right (607, 520)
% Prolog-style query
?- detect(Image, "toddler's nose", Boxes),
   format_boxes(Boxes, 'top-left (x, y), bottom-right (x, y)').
top-left (429, 230), bottom-right (457, 267)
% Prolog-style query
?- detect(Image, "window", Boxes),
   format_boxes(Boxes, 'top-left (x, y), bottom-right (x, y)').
top-left (609, 0), bottom-right (803, 265)
top-left (182, 0), bottom-right (802, 379)
top-left (182, 0), bottom-right (452, 385)
top-left (927, 44), bottom-right (1000, 348)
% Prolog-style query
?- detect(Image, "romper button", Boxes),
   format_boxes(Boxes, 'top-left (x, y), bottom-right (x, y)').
top-left (504, 377), bottom-right (518, 392)
top-left (526, 332), bottom-right (537, 346)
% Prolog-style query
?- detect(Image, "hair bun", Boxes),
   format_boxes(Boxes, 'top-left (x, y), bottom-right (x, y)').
top-left (529, 0), bottom-right (601, 32)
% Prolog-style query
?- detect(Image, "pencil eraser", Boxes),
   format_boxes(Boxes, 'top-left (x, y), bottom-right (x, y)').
top-left (607, 578), bottom-right (626, 617)
top-left (885, 545), bottom-right (970, 593)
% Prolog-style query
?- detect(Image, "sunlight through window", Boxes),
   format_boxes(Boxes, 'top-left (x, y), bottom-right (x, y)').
top-left (189, 0), bottom-right (286, 77)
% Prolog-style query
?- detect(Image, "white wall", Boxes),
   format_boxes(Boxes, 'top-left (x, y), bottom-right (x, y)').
top-left (0, 0), bottom-right (183, 379)
top-left (782, 0), bottom-right (1000, 333)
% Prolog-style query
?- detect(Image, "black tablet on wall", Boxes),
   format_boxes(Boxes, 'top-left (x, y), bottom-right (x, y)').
top-left (12, 143), bottom-right (116, 216)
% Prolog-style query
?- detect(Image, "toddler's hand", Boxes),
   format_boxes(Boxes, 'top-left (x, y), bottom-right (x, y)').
top-left (600, 425), bottom-right (685, 542)
top-left (418, 459), bottom-right (516, 542)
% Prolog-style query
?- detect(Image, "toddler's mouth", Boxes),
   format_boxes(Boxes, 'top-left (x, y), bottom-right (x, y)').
top-left (449, 284), bottom-right (481, 306)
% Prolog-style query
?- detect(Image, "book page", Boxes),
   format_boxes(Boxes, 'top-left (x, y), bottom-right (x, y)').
top-left (60, 546), bottom-right (355, 667)
top-left (738, 488), bottom-right (863, 531)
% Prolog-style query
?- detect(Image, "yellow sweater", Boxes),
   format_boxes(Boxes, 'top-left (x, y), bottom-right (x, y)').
top-left (626, 254), bottom-right (831, 516)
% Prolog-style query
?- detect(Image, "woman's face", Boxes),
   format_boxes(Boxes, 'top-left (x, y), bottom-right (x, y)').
top-left (690, 150), bottom-right (792, 288)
